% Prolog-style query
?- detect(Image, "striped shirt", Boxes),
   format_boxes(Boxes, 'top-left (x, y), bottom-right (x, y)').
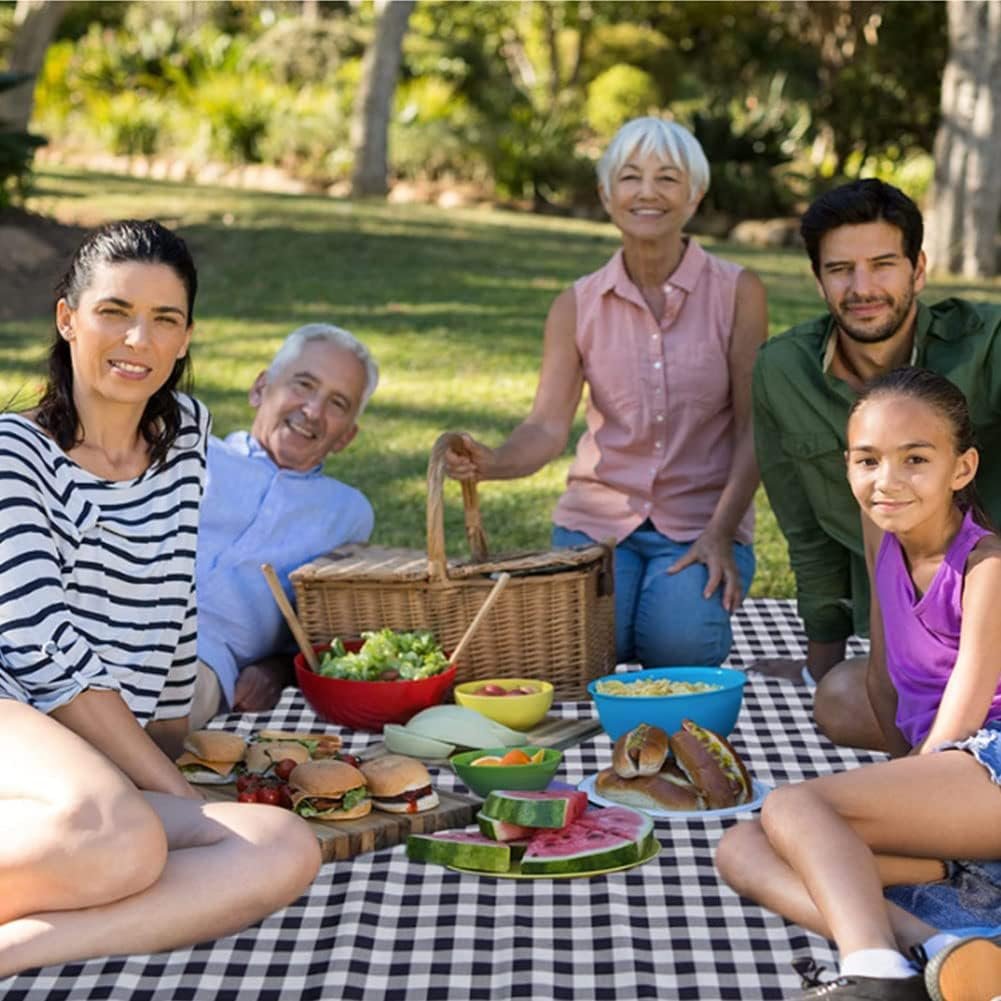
top-left (0, 394), bottom-right (210, 723)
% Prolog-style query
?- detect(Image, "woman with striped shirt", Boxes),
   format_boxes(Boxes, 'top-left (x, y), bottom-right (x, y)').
top-left (0, 221), bottom-right (319, 977)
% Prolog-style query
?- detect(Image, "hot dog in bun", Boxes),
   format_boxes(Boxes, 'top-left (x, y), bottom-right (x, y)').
top-left (359, 755), bottom-right (439, 814)
top-left (611, 723), bottom-right (670, 778)
top-left (669, 719), bottom-right (751, 809)
top-left (288, 760), bottom-right (371, 820)
top-left (176, 730), bottom-right (247, 784)
top-left (595, 766), bottom-right (703, 812)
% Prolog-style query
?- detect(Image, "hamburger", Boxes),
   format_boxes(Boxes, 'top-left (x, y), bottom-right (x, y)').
top-left (256, 730), bottom-right (342, 759)
top-left (175, 730), bottom-right (247, 784)
top-left (288, 760), bottom-right (371, 820)
top-left (244, 740), bottom-right (311, 776)
top-left (360, 755), bottom-right (439, 814)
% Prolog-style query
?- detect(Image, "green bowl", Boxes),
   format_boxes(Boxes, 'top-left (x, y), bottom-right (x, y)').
top-left (449, 746), bottom-right (563, 799)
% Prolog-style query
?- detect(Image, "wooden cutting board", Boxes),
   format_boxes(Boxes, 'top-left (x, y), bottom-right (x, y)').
top-left (201, 785), bottom-right (478, 863)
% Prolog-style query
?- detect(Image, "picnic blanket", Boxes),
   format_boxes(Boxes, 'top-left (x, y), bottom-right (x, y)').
top-left (3, 599), bottom-right (878, 1001)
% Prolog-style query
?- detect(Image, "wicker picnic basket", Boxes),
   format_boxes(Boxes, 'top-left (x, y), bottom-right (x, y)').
top-left (289, 433), bottom-right (616, 699)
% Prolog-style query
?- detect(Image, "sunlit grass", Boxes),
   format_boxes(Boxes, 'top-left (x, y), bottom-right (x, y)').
top-left (8, 166), bottom-right (1000, 597)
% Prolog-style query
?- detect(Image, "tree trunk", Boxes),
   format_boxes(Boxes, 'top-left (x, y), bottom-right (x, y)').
top-left (349, 0), bottom-right (415, 198)
top-left (926, 0), bottom-right (1001, 277)
top-left (0, 0), bottom-right (66, 131)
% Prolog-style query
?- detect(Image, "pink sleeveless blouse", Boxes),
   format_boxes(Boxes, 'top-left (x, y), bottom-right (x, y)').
top-left (552, 240), bottom-right (754, 545)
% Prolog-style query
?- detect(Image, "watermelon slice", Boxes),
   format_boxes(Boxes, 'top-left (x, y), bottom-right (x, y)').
top-left (482, 789), bottom-right (588, 829)
top-left (476, 811), bottom-right (535, 842)
top-left (520, 807), bottom-right (655, 875)
top-left (406, 831), bottom-right (511, 872)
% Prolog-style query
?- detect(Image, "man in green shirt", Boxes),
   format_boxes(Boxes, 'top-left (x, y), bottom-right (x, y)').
top-left (752, 178), bottom-right (1001, 750)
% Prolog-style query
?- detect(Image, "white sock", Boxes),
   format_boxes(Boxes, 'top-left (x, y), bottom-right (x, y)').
top-left (840, 948), bottom-right (915, 979)
top-left (921, 932), bottom-right (960, 960)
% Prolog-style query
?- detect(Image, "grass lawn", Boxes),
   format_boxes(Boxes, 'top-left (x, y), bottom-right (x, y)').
top-left (7, 166), bottom-right (1001, 598)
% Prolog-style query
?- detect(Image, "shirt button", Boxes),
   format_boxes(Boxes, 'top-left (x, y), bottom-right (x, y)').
top-left (656, 414), bottom-right (664, 422)
top-left (654, 362), bottom-right (662, 369)
top-left (655, 442), bottom-right (662, 449)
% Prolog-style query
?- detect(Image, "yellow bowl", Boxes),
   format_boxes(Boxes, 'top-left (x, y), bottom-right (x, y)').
top-left (453, 678), bottom-right (554, 731)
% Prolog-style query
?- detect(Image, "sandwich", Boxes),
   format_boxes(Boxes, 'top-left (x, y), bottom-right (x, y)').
top-left (255, 730), bottom-right (342, 758)
top-left (175, 730), bottom-right (247, 784)
top-left (360, 755), bottom-right (439, 814)
top-left (244, 740), bottom-right (311, 776)
top-left (288, 760), bottom-right (371, 820)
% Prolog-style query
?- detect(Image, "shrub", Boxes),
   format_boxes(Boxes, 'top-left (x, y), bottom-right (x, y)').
top-left (586, 64), bottom-right (660, 140)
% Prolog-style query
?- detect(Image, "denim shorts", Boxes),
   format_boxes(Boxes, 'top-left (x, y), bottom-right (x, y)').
top-left (935, 718), bottom-right (1001, 786)
top-left (885, 719), bottom-right (1001, 929)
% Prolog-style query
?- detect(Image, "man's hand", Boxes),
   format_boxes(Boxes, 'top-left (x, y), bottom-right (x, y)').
top-left (232, 657), bottom-right (293, 713)
top-left (667, 531), bottom-right (743, 612)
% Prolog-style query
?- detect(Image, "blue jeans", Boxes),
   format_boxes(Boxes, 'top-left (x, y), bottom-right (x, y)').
top-left (552, 522), bottom-right (756, 667)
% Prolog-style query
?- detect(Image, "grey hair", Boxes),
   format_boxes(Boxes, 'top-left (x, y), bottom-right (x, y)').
top-left (267, 323), bottom-right (379, 415)
top-left (596, 116), bottom-right (710, 203)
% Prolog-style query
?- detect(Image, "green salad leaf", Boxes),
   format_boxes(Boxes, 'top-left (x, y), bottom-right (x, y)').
top-left (317, 629), bottom-right (449, 681)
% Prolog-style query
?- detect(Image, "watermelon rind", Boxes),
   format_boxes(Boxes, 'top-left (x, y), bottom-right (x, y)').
top-left (476, 811), bottom-right (535, 842)
top-left (520, 832), bottom-right (641, 875)
top-left (406, 831), bottom-right (511, 872)
top-left (482, 790), bottom-right (588, 828)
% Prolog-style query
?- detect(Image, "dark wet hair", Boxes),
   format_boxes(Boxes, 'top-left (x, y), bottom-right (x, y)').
top-left (849, 367), bottom-right (994, 530)
top-left (801, 179), bottom-right (923, 278)
top-left (34, 219), bottom-right (197, 467)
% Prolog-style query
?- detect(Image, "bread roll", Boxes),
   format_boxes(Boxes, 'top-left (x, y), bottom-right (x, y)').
top-left (611, 723), bottom-right (670, 778)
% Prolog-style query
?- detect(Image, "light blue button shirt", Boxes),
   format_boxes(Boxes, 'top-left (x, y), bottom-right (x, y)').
top-left (196, 432), bottom-right (373, 705)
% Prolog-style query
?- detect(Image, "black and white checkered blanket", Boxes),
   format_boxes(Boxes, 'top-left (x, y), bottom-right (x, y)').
top-left (3, 600), bottom-right (876, 1001)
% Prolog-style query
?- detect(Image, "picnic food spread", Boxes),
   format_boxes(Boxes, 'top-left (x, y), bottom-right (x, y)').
top-left (407, 790), bottom-right (658, 877)
top-left (595, 720), bottom-right (753, 813)
top-left (175, 730), bottom-right (248, 784)
top-left (317, 629), bottom-right (449, 681)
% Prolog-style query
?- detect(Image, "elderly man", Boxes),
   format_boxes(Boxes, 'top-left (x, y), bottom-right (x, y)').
top-left (752, 179), bottom-right (1001, 751)
top-left (190, 323), bottom-right (379, 727)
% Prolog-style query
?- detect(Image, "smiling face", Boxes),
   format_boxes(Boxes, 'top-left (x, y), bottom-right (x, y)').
top-left (846, 393), bottom-right (977, 537)
top-left (816, 221), bottom-right (926, 344)
top-left (249, 339), bottom-right (366, 471)
top-left (600, 148), bottom-right (700, 240)
top-left (57, 260), bottom-right (192, 411)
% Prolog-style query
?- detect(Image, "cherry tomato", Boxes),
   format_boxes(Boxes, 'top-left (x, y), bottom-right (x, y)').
top-left (274, 758), bottom-right (298, 781)
top-left (237, 791), bottom-right (258, 804)
top-left (255, 786), bottom-right (282, 806)
top-left (338, 753), bottom-right (360, 768)
top-left (277, 785), bottom-right (293, 809)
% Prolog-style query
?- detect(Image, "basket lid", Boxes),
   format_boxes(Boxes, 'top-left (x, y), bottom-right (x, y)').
top-left (289, 542), bottom-right (609, 583)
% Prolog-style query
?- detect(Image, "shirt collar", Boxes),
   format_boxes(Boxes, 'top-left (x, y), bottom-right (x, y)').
top-left (226, 431), bottom-right (324, 476)
top-left (820, 302), bottom-right (927, 373)
top-left (602, 238), bottom-right (706, 305)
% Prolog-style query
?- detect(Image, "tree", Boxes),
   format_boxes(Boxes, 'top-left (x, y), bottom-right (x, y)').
top-left (926, 0), bottom-right (1001, 277)
top-left (349, 0), bottom-right (415, 197)
top-left (0, 0), bottom-right (66, 132)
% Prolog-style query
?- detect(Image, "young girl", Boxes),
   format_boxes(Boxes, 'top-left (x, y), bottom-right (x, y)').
top-left (716, 368), bottom-right (1001, 1001)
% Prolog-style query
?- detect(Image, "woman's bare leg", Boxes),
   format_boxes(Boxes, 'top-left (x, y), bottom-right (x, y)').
top-left (0, 792), bottom-right (321, 977)
top-left (719, 751), bottom-right (1001, 960)
top-left (0, 702), bottom-right (167, 922)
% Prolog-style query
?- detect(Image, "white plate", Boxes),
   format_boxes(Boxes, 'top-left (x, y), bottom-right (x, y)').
top-left (578, 774), bottom-right (771, 820)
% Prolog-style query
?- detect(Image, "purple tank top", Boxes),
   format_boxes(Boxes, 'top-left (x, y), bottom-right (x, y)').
top-left (876, 507), bottom-right (1001, 746)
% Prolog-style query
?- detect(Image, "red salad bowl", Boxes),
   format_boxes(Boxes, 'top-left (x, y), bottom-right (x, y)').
top-left (294, 642), bottom-right (456, 732)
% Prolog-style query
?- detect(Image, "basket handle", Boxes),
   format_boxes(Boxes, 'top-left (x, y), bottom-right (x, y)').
top-left (427, 432), bottom-right (490, 581)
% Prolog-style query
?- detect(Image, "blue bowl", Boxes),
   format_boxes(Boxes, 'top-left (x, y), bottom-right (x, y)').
top-left (587, 666), bottom-right (747, 741)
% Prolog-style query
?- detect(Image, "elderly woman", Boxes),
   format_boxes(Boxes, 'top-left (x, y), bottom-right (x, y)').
top-left (446, 116), bottom-right (767, 667)
top-left (0, 220), bottom-right (319, 977)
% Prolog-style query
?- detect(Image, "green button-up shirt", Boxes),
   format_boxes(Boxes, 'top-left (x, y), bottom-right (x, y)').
top-left (753, 297), bottom-right (1001, 643)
